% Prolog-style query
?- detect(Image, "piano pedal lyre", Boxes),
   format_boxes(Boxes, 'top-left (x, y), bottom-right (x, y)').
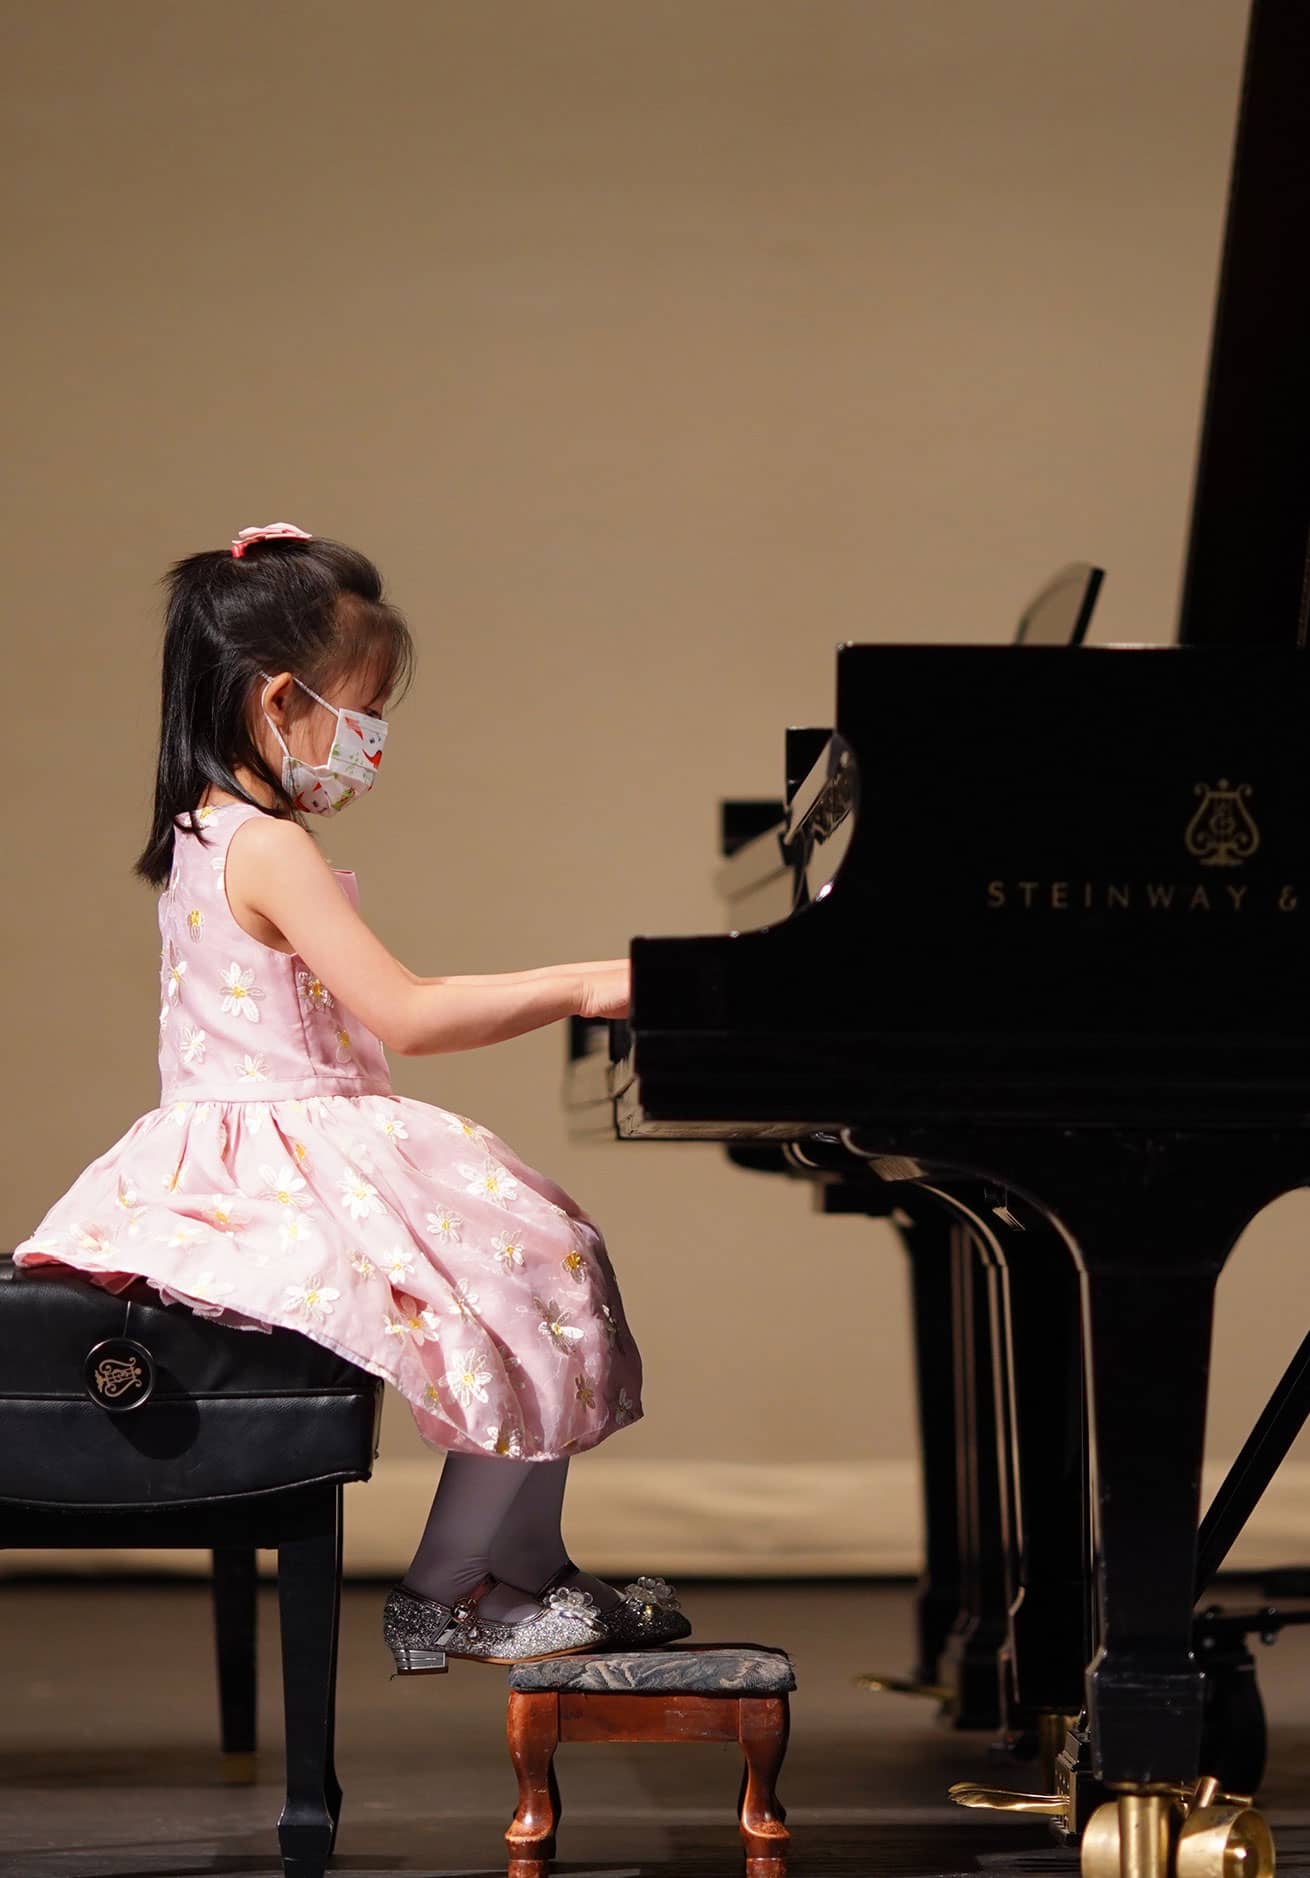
top-left (952, 1777), bottom-right (1273, 1878)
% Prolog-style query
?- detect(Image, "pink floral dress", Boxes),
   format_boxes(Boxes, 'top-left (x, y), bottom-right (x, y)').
top-left (12, 801), bottom-right (643, 1461)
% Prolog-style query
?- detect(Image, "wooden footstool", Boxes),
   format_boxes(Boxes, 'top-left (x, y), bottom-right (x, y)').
top-left (504, 1643), bottom-right (795, 1877)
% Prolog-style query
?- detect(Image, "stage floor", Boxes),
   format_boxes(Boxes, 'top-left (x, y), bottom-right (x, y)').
top-left (1, 1578), bottom-right (1307, 1877)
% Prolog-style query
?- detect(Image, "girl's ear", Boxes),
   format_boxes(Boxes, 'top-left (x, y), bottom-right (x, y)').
top-left (259, 671), bottom-right (295, 724)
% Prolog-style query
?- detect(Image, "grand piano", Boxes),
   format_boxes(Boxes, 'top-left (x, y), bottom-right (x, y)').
top-left (564, 6), bottom-right (1310, 1877)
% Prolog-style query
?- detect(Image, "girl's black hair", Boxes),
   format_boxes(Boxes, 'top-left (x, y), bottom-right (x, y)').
top-left (134, 535), bottom-right (415, 887)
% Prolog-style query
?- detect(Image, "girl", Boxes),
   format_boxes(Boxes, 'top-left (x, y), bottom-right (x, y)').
top-left (12, 520), bottom-right (691, 1672)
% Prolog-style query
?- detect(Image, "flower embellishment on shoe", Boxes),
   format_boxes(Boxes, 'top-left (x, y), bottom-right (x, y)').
top-left (623, 1574), bottom-right (681, 1612)
top-left (544, 1583), bottom-right (601, 1622)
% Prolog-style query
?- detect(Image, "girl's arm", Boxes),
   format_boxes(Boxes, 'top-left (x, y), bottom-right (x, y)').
top-left (224, 816), bottom-right (626, 1056)
top-left (400, 959), bottom-right (625, 988)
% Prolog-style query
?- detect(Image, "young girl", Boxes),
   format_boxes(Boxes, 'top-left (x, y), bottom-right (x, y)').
top-left (12, 520), bottom-right (691, 1673)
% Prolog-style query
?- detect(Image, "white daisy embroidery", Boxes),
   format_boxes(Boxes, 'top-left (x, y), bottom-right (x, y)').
top-left (422, 1381), bottom-right (442, 1411)
top-left (483, 1422), bottom-right (524, 1457)
top-left (561, 1249), bottom-right (588, 1286)
top-left (220, 962), bottom-right (263, 1022)
top-left (168, 1100), bottom-right (193, 1127)
top-left (351, 1252), bottom-right (377, 1278)
top-left (374, 1108), bottom-right (409, 1145)
top-left (424, 1206), bottom-right (464, 1243)
top-left (284, 1277), bottom-right (340, 1320)
top-left (575, 1372), bottom-right (597, 1410)
top-left (72, 1222), bottom-right (114, 1256)
top-left (458, 1159), bottom-right (521, 1207)
top-left (195, 805), bottom-right (218, 826)
top-left (598, 1303), bottom-right (620, 1347)
top-left (159, 1221), bottom-right (204, 1250)
top-left (235, 1052), bottom-right (268, 1083)
top-left (340, 1167), bottom-right (383, 1220)
top-left (185, 907), bottom-right (205, 943)
top-left (490, 1229), bottom-right (526, 1273)
top-left (445, 1114), bottom-right (489, 1142)
top-left (295, 969), bottom-right (334, 1013)
top-left (244, 1102), bottom-right (272, 1135)
top-left (533, 1295), bottom-right (584, 1355)
top-left (261, 1162), bottom-right (310, 1210)
top-left (165, 950), bottom-right (188, 1002)
top-left (181, 1026), bottom-right (207, 1066)
top-left (446, 1351), bottom-right (493, 1409)
top-left (332, 1026), bottom-right (354, 1061)
top-left (279, 1215), bottom-right (315, 1252)
top-left (113, 1175), bottom-right (142, 1213)
top-left (379, 1244), bottom-right (416, 1283)
top-left (384, 1305), bottom-right (441, 1342)
top-left (613, 1386), bottom-right (636, 1426)
top-left (451, 1278), bottom-right (481, 1323)
top-left (207, 1196), bottom-right (246, 1234)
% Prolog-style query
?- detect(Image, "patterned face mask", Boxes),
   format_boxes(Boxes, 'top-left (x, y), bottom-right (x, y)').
top-left (259, 671), bottom-right (388, 816)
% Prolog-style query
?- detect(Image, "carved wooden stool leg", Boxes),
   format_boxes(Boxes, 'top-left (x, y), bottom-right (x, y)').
top-left (738, 1696), bottom-right (791, 1876)
top-left (506, 1690), bottom-right (561, 1878)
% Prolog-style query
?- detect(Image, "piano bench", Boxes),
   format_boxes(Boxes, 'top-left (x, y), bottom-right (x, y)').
top-left (0, 1260), bottom-right (382, 1878)
top-left (504, 1644), bottom-right (795, 1878)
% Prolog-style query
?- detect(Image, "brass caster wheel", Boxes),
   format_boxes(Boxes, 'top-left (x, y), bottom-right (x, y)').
top-left (1081, 1794), bottom-right (1173, 1878)
top-left (1176, 1805), bottom-right (1275, 1878)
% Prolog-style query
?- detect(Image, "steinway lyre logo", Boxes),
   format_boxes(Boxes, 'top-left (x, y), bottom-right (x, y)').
top-left (93, 1355), bottom-right (144, 1401)
top-left (1184, 780), bottom-right (1260, 869)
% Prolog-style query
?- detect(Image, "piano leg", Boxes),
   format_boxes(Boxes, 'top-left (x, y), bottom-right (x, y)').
top-left (939, 1220), bottom-right (1008, 1731)
top-left (900, 1212), bottom-right (963, 1690)
top-left (997, 1221), bottom-right (1090, 1755)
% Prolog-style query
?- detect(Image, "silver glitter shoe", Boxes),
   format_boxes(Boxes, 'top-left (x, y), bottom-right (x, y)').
top-left (382, 1572), bottom-right (606, 1673)
top-left (535, 1565), bottom-right (693, 1649)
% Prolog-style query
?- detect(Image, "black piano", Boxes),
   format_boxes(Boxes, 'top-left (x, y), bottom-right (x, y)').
top-left (565, 6), bottom-right (1310, 1876)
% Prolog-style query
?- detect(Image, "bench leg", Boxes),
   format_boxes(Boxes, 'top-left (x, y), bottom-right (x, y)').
top-left (738, 1696), bottom-right (790, 1876)
top-left (212, 1545), bottom-right (258, 1774)
top-left (506, 1690), bottom-right (561, 1877)
top-left (276, 1485), bottom-right (343, 1878)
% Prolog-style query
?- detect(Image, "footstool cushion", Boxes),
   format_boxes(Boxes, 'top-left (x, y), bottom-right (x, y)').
top-left (507, 1643), bottom-right (797, 1696)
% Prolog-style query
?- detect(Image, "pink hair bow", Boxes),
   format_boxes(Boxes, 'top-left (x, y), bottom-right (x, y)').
top-left (230, 521), bottom-right (314, 558)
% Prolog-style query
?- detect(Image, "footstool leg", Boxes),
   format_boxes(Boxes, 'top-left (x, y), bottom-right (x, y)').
top-left (738, 1696), bottom-right (790, 1876)
top-left (506, 1690), bottom-right (561, 1878)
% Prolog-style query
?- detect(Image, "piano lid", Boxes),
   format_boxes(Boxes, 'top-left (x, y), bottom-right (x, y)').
top-left (1176, 0), bottom-right (1310, 647)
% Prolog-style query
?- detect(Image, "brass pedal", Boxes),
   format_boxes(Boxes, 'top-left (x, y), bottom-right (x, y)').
top-left (948, 1782), bottom-right (1069, 1818)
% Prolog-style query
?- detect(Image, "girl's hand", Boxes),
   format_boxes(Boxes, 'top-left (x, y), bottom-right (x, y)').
top-left (577, 961), bottom-right (631, 1020)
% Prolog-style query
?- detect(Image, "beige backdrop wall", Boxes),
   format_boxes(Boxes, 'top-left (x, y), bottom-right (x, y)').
top-left (8, 0), bottom-right (1310, 1579)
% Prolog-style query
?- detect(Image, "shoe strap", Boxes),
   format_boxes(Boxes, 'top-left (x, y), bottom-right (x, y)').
top-left (449, 1572), bottom-right (496, 1626)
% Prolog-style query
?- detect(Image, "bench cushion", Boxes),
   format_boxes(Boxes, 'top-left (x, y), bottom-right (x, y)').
top-left (507, 1644), bottom-right (797, 1695)
top-left (0, 1261), bottom-right (381, 1508)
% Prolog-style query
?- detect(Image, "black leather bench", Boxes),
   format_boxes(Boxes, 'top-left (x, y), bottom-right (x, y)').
top-left (0, 1256), bottom-right (382, 1878)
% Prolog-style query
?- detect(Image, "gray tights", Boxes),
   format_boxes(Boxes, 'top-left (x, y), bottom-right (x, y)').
top-left (403, 1451), bottom-right (623, 1623)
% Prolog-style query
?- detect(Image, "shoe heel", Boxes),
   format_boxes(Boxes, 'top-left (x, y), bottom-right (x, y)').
top-left (391, 1646), bottom-right (449, 1675)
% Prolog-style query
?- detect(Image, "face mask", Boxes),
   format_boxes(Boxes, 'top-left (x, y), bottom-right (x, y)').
top-left (258, 670), bottom-right (388, 816)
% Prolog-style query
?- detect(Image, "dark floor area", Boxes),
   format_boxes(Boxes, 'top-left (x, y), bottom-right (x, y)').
top-left (1, 1579), bottom-right (1306, 1877)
